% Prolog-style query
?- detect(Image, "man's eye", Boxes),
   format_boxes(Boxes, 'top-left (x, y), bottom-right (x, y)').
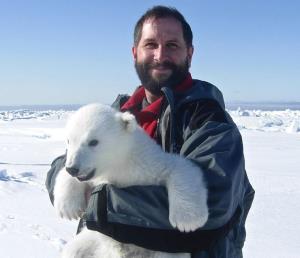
top-left (88, 139), bottom-right (99, 147)
top-left (145, 43), bottom-right (156, 48)
top-left (167, 43), bottom-right (178, 49)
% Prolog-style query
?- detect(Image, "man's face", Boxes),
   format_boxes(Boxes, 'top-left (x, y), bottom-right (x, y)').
top-left (132, 17), bottom-right (194, 95)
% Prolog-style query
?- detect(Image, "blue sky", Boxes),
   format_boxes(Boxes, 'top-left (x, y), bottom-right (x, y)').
top-left (0, 0), bottom-right (299, 105)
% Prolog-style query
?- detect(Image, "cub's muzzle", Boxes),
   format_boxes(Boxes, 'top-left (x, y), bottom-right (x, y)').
top-left (66, 167), bottom-right (79, 176)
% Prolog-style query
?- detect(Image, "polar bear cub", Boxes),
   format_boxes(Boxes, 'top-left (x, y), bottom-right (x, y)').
top-left (54, 103), bottom-right (208, 258)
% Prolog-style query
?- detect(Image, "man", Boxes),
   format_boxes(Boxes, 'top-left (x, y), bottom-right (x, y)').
top-left (46, 6), bottom-right (254, 258)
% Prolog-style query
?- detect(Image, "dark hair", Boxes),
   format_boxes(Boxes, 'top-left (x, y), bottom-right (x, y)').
top-left (134, 6), bottom-right (193, 47)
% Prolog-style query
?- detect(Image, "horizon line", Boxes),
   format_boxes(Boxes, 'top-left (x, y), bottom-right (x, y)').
top-left (1, 100), bottom-right (300, 107)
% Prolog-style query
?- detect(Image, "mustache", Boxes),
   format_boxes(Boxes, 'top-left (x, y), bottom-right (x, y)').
top-left (146, 61), bottom-right (177, 70)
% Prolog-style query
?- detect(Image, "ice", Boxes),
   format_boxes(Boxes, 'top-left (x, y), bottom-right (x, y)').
top-left (228, 108), bottom-right (300, 133)
top-left (286, 119), bottom-right (300, 133)
top-left (0, 107), bottom-right (299, 257)
top-left (0, 169), bottom-right (9, 181)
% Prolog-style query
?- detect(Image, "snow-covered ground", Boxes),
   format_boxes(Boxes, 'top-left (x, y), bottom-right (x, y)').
top-left (0, 108), bottom-right (299, 258)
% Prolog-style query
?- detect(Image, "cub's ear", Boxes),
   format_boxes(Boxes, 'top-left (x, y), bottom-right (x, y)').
top-left (115, 111), bottom-right (137, 132)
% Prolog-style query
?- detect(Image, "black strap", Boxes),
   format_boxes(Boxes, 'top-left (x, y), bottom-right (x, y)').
top-left (86, 185), bottom-right (242, 253)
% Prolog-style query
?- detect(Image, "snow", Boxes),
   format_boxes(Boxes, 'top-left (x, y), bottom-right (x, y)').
top-left (0, 108), bottom-right (300, 257)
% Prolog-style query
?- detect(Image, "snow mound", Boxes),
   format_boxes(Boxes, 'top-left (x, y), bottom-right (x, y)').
top-left (228, 108), bottom-right (300, 133)
top-left (286, 119), bottom-right (300, 133)
top-left (0, 109), bottom-right (72, 121)
top-left (0, 169), bottom-right (9, 181)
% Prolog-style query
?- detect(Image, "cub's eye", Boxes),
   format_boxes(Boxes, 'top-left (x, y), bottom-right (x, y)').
top-left (88, 139), bottom-right (99, 147)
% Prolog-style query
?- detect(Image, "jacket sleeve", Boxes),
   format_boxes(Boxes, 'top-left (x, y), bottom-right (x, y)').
top-left (179, 100), bottom-right (246, 230)
top-left (85, 100), bottom-right (246, 253)
top-left (45, 154), bottom-right (66, 204)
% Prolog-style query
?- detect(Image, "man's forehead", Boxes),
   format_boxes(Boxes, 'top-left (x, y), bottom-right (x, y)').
top-left (140, 17), bottom-right (184, 40)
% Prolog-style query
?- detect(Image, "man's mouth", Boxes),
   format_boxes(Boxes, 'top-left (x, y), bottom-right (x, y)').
top-left (151, 66), bottom-right (172, 77)
top-left (152, 67), bottom-right (171, 73)
top-left (153, 65), bottom-right (170, 70)
top-left (76, 169), bottom-right (96, 182)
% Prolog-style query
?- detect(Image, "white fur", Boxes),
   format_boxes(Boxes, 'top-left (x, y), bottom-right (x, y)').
top-left (53, 103), bottom-right (209, 258)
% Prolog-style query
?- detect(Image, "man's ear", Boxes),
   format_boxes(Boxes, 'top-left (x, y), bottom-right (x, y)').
top-left (132, 46), bottom-right (137, 62)
top-left (187, 45), bottom-right (194, 67)
top-left (115, 112), bottom-right (137, 132)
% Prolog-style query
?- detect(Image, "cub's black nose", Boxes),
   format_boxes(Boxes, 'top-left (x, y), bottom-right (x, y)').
top-left (66, 167), bottom-right (79, 176)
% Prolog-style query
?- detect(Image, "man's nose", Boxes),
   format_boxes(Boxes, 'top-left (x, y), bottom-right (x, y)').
top-left (154, 46), bottom-right (169, 62)
top-left (66, 166), bottom-right (79, 176)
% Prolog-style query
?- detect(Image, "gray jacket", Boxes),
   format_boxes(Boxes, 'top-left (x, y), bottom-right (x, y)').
top-left (46, 80), bottom-right (254, 257)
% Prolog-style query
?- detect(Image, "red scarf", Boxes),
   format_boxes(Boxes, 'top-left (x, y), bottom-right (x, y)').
top-left (121, 73), bottom-right (193, 139)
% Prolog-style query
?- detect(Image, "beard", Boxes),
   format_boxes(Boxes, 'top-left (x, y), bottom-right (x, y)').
top-left (134, 58), bottom-right (190, 96)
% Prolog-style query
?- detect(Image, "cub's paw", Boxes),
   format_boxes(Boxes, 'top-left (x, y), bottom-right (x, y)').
top-left (53, 168), bottom-right (90, 220)
top-left (62, 241), bottom-right (94, 258)
top-left (167, 179), bottom-right (209, 232)
top-left (169, 202), bottom-right (208, 232)
top-left (62, 229), bottom-right (103, 258)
